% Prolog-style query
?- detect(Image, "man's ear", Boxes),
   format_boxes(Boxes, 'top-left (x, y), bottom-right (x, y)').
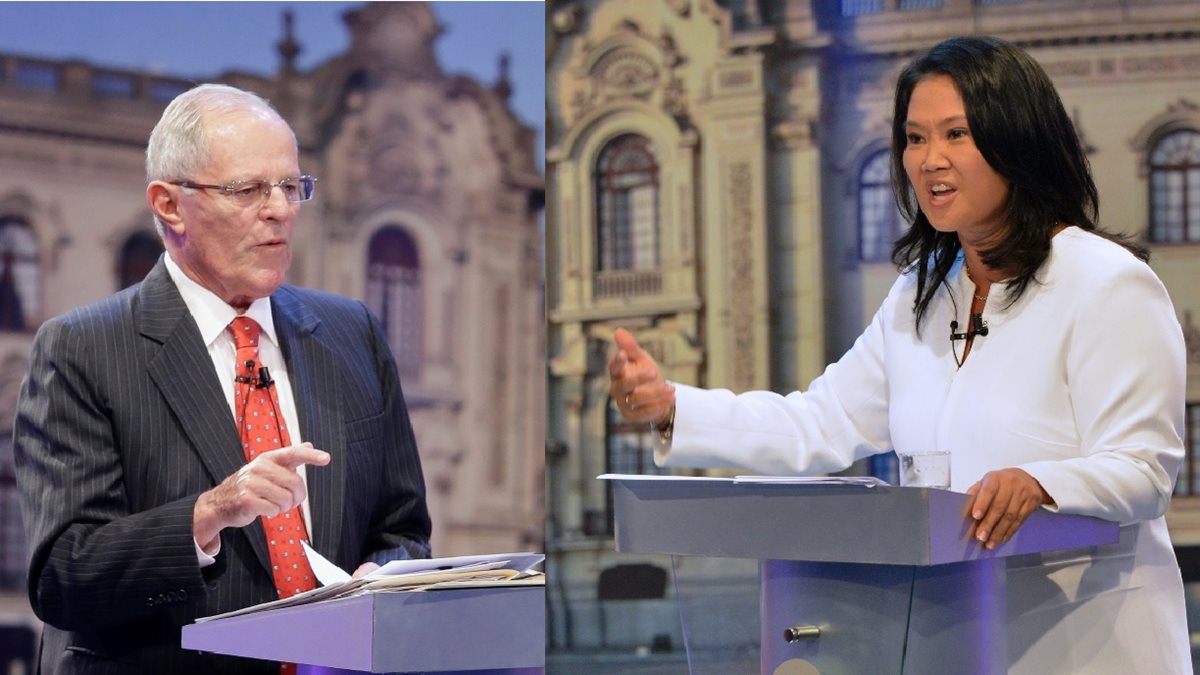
top-left (147, 181), bottom-right (186, 236)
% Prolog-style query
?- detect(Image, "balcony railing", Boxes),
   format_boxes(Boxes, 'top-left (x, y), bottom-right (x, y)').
top-left (593, 269), bottom-right (662, 299)
top-left (1, 53), bottom-right (196, 104)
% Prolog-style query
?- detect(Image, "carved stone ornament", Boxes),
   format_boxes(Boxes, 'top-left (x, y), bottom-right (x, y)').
top-left (666, 0), bottom-right (690, 17)
top-left (728, 162), bottom-right (756, 391)
top-left (552, 4), bottom-right (584, 35)
top-left (1167, 98), bottom-right (1199, 115)
top-left (658, 30), bottom-right (683, 69)
top-left (594, 49), bottom-right (659, 99)
top-left (370, 143), bottom-right (423, 196)
top-left (662, 77), bottom-right (687, 117)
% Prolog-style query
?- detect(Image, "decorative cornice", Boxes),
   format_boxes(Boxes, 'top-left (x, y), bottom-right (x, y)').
top-left (841, 30), bottom-right (1200, 60)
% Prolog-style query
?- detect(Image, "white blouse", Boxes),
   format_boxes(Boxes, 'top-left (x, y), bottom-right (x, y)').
top-left (661, 227), bottom-right (1191, 674)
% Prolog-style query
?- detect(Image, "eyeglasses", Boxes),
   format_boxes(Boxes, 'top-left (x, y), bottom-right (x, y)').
top-left (169, 175), bottom-right (317, 207)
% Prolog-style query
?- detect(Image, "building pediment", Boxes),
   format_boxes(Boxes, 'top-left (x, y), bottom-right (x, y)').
top-left (343, 2), bottom-right (441, 82)
top-left (565, 22), bottom-right (692, 128)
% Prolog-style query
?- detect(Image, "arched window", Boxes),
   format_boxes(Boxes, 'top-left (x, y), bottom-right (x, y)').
top-left (0, 217), bottom-right (39, 332)
top-left (858, 150), bottom-right (904, 262)
top-left (1149, 129), bottom-right (1200, 243)
top-left (118, 230), bottom-right (164, 289)
top-left (595, 134), bottom-right (659, 273)
top-left (366, 226), bottom-right (421, 378)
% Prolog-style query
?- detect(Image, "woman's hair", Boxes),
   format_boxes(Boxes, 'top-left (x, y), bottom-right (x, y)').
top-left (889, 36), bottom-right (1146, 330)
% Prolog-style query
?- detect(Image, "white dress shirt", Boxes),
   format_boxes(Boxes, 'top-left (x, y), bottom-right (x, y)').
top-left (164, 254), bottom-right (314, 564)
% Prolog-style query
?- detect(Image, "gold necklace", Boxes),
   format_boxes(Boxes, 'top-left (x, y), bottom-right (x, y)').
top-left (964, 265), bottom-right (988, 303)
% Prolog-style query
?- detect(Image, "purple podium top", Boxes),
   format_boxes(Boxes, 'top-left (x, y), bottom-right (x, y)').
top-left (182, 586), bottom-right (544, 673)
top-left (608, 479), bottom-right (1118, 565)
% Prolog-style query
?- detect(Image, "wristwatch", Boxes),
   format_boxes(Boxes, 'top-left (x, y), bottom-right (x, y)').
top-left (652, 405), bottom-right (675, 444)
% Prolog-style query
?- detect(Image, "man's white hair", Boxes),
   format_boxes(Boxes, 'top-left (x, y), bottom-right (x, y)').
top-left (146, 84), bottom-right (291, 235)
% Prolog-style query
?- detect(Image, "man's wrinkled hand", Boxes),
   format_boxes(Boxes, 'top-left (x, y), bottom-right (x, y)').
top-left (352, 562), bottom-right (381, 579)
top-left (193, 443), bottom-right (331, 551)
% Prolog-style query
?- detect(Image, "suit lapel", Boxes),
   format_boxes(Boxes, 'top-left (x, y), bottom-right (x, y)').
top-left (272, 288), bottom-right (347, 562)
top-left (137, 260), bottom-right (273, 575)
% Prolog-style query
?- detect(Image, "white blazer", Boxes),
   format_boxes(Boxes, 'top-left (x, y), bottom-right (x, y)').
top-left (660, 227), bottom-right (1191, 674)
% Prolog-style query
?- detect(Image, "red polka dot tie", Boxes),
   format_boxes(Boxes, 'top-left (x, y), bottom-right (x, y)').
top-left (229, 317), bottom-right (316, 674)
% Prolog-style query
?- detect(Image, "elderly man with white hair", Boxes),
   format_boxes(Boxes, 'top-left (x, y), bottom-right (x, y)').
top-left (14, 84), bottom-right (431, 674)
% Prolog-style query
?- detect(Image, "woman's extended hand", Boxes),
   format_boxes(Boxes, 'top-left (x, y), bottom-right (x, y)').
top-left (966, 468), bottom-right (1054, 550)
top-left (608, 328), bottom-right (675, 426)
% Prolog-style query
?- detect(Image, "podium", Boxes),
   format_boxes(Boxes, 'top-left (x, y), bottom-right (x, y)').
top-left (607, 478), bottom-right (1119, 675)
top-left (181, 586), bottom-right (544, 674)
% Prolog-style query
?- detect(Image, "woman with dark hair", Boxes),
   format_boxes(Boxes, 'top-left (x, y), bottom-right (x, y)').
top-left (609, 36), bottom-right (1190, 672)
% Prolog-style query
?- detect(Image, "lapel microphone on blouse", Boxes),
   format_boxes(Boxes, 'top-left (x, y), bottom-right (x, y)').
top-left (949, 314), bottom-right (989, 341)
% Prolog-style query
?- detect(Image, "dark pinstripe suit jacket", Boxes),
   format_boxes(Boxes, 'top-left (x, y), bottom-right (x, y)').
top-left (13, 259), bottom-right (431, 674)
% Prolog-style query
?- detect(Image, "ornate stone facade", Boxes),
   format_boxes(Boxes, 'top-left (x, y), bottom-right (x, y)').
top-left (0, 1), bottom-right (544, 629)
top-left (546, 0), bottom-right (1200, 658)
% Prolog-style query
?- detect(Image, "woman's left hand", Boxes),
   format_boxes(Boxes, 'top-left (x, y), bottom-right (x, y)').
top-left (966, 468), bottom-right (1053, 550)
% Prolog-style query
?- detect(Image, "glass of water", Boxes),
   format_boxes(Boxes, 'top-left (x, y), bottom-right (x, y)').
top-left (898, 450), bottom-right (951, 489)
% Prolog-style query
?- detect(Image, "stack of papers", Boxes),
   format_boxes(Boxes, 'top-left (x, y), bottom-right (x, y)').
top-left (196, 547), bottom-right (544, 623)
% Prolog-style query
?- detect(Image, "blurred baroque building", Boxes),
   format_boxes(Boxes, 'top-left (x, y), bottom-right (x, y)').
top-left (546, 0), bottom-right (1200, 655)
top-left (0, 0), bottom-right (545, 629)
